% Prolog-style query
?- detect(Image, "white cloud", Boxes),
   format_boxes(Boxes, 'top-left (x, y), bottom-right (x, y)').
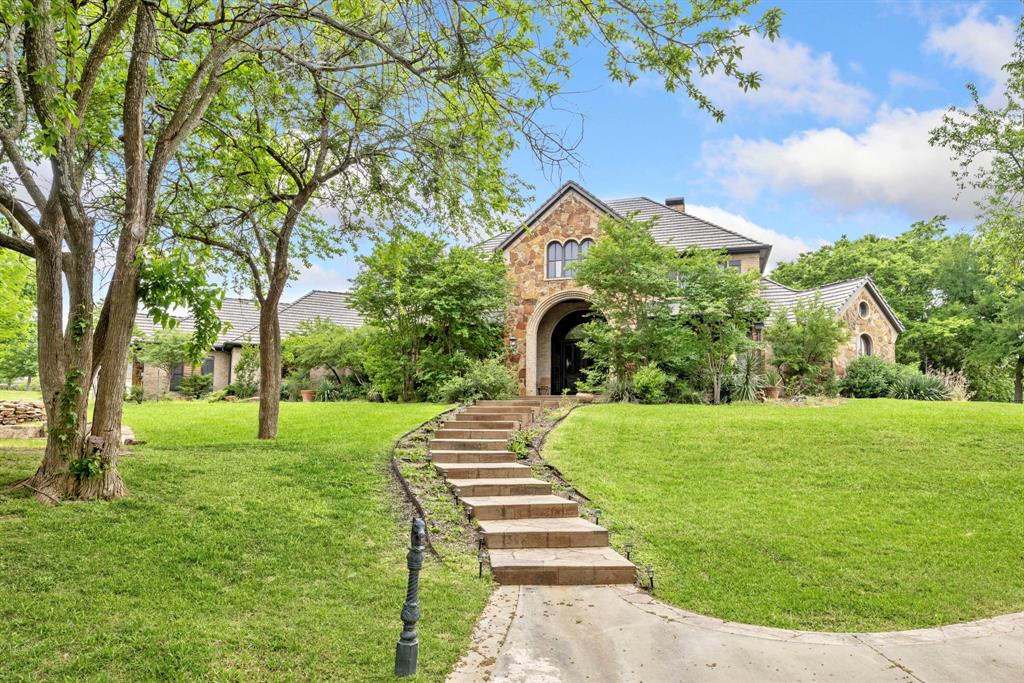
top-left (888, 69), bottom-right (936, 91)
top-left (286, 261), bottom-right (356, 299)
top-left (924, 7), bottom-right (1017, 87)
top-left (686, 204), bottom-right (826, 271)
top-left (702, 36), bottom-right (873, 123)
top-left (702, 106), bottom-right (983, 220)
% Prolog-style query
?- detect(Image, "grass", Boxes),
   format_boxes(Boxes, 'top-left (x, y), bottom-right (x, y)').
top-left (545, 399), bottom-right (1024, 632)
top-left (0, 388), bottom-right (42, 400)
top-left (0, 401), bottom-right (491, 681)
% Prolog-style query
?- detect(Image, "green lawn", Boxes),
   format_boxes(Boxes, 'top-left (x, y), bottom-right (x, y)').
top-left (545, 399), bottom-right (1024, 632)
top-left (0, 388), bottom-right (42, 400)
top-left (0, 401), bottom-right (490, 681)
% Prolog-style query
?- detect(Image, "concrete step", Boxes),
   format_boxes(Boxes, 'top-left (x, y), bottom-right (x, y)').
top-left (434, 428), bottom-right (516, 440)
top-left (434, 462), bottom-right (532, 479)
top-left (461, 494), bottom-right (578, 521)
top-left (489, 547), bottom-right (635, 585)
top-left (442, 419), bottom-right (519, 430)
top-left (430, 450), bottom-right (518, 464)
top-left (452, 412), bottom-right (530, 423)
top-left (431, 438), bottom-right (509, 452)
top-left (462, 405), bottom-right (535, 416)
top-left (447, 477), bottom-right (551, 497)
top-left (479, 517), bottom-right (609, 549)
top-left (476, 399), bottom-right (564, 407)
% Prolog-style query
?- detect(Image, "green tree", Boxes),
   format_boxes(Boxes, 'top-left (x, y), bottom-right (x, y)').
top-left (765, 294), bottom-right (849, 389)
top-left (0, 251), bottom-right (37, 385)
top-left (930, 16), bottom-right (1024, 286)
top-left (676, 250), bottom-right (770, 404)
top-left (136, 330), bottom-right (191, 399)
top-left (284, 321), bottom-right (370, 387)
top-left (573, 214), bottom-right (692, 392)
top-left (353, 233), bottom-right (509, 401)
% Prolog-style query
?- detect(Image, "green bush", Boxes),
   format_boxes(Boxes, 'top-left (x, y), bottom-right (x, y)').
top-left (841, 356), bottom-right (902, 398)
top-left (314, 378), bottom-right (366, 402)
top-left (178, 373), bottom-right (213, 399)
top-left (603, 375), bottom-right (635, 402)
top-left (634, 364), bottom-right (669, 404)
top-left (125, 385), bottom-right (145, 404)
top-left (725, 352), bottom-right (764, 402)
top-left (437, 358), bottom-right (518, 403)
top-left (224, 381), bottom-right (257, 399)
top-left (281, 376), bottom-right (305, 401)
top-left (889, 373), bottom-right (951, 401)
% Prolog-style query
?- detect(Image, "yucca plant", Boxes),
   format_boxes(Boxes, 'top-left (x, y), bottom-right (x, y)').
top-left (888, 373), bottom-right (950, 401)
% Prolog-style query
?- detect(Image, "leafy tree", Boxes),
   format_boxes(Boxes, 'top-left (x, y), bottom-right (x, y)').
top-left (574, 215), bottom-right (692, 392)
top-left (136, 330), bottom-right (191, 398)
top-left (766, 294), bottom-right (849, 389)
top-left (0, 251), bottom-right (37, 385)
top-left (676, 250), bottom-right (769, 404)
top-left (283, 321), bottom-right (370, 387)
top-left (930, 16), bottom-right (1024, 286)
top-left (353, 233), bottom-right (508, 401)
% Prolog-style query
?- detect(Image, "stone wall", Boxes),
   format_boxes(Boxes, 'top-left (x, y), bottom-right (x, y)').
top-left (833, 288), bottom-right (899, 374)
top-left (0, 400), bottom-right (45, 425)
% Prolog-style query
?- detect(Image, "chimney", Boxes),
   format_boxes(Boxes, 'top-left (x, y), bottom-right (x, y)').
top-left (665, 196), bottom-right (686, 213)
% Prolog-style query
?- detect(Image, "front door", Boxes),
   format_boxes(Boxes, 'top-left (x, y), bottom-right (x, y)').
top-left (551, 310), bottom-right (593, 395)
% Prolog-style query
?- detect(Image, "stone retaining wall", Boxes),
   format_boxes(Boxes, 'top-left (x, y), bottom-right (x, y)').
top-left (0, 400), bottom-right (46, 425)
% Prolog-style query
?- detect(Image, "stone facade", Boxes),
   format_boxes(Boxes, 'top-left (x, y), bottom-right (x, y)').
top-left (504, 191), bottom-right (604, 395)
top-left (833, 288), bottom-right (899, 374)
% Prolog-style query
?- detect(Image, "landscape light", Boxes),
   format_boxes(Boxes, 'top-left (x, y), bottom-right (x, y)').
top-left (624, 542), bottom-right (634, 561)
top-left (646, 566), bottom-right (655, 593)
top-left (478, 549), bottom-right (487, 578)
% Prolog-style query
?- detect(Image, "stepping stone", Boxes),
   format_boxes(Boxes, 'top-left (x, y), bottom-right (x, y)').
top-left (479, 517), bottom-right (609, 549)
top-left (431, 439), bottom-right (510, 451)
top-left (488, 547), bottom-right (635, 585)
top-left (460, 494), bottom-right (578, 520)
top-left (430, 450), bottom-right (517, 464)
top-left (434, 462), bottom-right (532, 479)
top-left (447, 477), bottom-right (551, 497)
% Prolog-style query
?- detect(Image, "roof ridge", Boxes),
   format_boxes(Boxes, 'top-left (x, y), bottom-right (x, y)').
top-left (760, 276), bottom-right (800, 292)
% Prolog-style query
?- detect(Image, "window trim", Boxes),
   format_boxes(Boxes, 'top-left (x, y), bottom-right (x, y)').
top-left (546, 241), bottom-right (564, 278)
top-left (857, 333), bottom-right (873, 357)
top-left (858, 300), bottom-right (870, 319)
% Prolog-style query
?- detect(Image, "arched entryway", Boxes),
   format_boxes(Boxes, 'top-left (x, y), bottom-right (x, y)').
top-left (524, 290), bottom-right (596, 396)
top-left (550, 309), bottom-right (593, 395)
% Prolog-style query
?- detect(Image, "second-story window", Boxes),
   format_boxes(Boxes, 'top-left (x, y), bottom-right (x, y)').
top-left (547, 241), bottom-right (564, 278)
top-left (563, 240), bottom-right (580, 277)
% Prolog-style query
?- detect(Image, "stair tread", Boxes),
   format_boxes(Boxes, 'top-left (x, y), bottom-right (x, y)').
top-left (478, 517), bottom-right (605, 533)
top-left (489, 546), bottom-right (634, 569)
top-left (460, 494), bottom-right (574, 507)
top-left (435, 462), bottom-right (530, 471)
top-left (447, 477), bottom-right (549, 488)
top-left (430, 450), bottom-right (517, 456)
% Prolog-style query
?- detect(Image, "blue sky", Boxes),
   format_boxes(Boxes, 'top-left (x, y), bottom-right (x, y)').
top-left (289, 0), bottom-right (1022, 298)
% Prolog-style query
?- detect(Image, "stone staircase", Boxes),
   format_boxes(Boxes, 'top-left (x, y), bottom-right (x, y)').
top-left (432, 398), bottom-right (635, 585)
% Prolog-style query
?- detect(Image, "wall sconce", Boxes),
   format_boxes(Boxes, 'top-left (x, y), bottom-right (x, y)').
top-left (508, 335), bottom-right (517, 352)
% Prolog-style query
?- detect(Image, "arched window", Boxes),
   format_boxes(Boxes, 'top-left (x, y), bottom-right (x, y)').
top-left (858, 301), bottom-right (870, 318)
top-left (546, 241), bottom-right (563, 278)
top-left (563, 240), bottom-right (580, 277)
top-left (580, 238), bottom-right (594, 254)
top-left (857, 333), bottom-right (873, 357)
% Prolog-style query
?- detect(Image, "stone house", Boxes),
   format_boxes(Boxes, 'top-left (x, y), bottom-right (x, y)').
top-left (479, 181), bottom-right (904, 396)
top-left (129, 290), bottom-right (362, 397)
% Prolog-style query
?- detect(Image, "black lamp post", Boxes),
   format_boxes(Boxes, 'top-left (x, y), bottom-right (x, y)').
top-left (624, 542), bottom-right (634, 561)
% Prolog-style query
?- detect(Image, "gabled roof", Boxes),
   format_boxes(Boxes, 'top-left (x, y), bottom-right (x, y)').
top-left (760, 276), bottom-right (905, 332)
top-left (228, 290), bottom-right (362, 342)
top-left (494, 180), bottom-right (622, 251)
top-left (478, 182), bottom-right (772, 269)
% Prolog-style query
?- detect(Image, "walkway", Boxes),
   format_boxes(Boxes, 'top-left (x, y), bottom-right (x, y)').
top-left (449, 585), bottom-right (1024, 683)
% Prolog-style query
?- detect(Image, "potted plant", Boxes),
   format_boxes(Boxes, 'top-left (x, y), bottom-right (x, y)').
top-left (763, 368), bottom-right (782, 400)
top-left (299, 380), bottom-right (316, 403)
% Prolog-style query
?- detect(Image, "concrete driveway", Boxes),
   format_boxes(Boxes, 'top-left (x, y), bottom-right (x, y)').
top-left (447, 585), bottom-right (1024, 683)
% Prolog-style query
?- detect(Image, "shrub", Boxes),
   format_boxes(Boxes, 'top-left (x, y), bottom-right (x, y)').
top-left (224, 381), bottom-right (257, 399)
top-left (315, 378), bottom-right (359, 402)
top-left (725, 352), bottom-right (764, 402)
top-left (508, 427), bottom-right (539, 459)
top-left (889, 373), bottom-right (951, 400)
top-left (437, 358), bottom-right (517, 403)
top-left (178, 373), bottom-right (213, 399)
top-left (603, 375), bottom-right (635, 402)
top-left (281, 376), bottom-right (305, 401)
top-left (841, 356), bottom-right (901, 398)
top-left (928, 369), bottom-right (973, 401)
top-left (125, 385), bottom-right (145, 404)
top-left (634, 364), bottom-right (669, 404)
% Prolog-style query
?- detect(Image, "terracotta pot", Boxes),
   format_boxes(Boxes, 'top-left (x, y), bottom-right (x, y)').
top-left (763, 386), bottom-right (781, 400)
top-left (300, 389), bottom-right (316, 403)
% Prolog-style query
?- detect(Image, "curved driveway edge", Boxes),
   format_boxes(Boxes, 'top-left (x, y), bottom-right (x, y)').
top-left (448, 585), bottom-right (1024, 682)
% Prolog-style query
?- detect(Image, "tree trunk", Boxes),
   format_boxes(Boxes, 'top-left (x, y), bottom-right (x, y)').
top-left (257, 297), bottom-right (283, 439)
top-left (1014, 355), bottom-right (1023, 404)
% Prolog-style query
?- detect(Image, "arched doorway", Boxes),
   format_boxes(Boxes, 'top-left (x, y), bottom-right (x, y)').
top-left (550, 309), bottom-right (593, 395)
top-left (525, 291), bottom-right (596, 395)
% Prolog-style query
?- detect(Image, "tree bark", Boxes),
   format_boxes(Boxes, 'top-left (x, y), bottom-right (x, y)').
top-left (1014, 355), bottom-right (1023, 404)
top-left (257, 297), bottom-right (283, 439)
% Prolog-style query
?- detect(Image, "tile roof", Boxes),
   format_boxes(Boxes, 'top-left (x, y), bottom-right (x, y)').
top-left (228, 290), bottom-right (363, 342)
top-left (602, 197), bottom-right (769, 252)
top-left (133, 292), bottom-right (363, 347)
top-left (760, 276), bottom-right (904, 331)
top-left (475, 231), bottom-right (514, 252)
